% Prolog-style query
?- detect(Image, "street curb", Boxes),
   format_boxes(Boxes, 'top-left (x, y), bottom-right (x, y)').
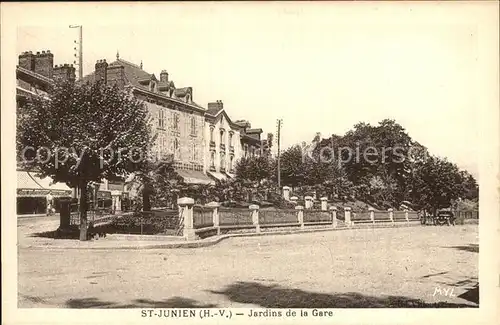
top-left (21, 221), bottom-right (437, 250)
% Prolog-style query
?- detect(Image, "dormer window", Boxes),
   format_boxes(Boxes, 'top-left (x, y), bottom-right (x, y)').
top-left (150, 81), bottom-right (157, 93)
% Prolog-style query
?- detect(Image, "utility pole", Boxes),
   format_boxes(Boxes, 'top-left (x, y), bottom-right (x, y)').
top-left (276, 119), bottom-right (282, 189)
top-left (69, 25), bottom-right (83, 80)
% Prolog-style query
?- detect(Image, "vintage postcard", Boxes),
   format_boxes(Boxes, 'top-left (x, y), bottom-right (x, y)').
top-left (1, 1), bottom-right (499, 325)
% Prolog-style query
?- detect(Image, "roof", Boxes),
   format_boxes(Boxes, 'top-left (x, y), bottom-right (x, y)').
top-left (206, 107), bottom-right (224, 117)
top-left (82, 58), bottom-right (206, 110)
top-left (16, 66), bottom-right (53, 85)
top-left (246, 128), bottom-right (263, 134)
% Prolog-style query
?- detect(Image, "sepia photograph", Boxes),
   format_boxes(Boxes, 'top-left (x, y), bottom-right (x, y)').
top-left (2, 2), bottom-right (499, 325)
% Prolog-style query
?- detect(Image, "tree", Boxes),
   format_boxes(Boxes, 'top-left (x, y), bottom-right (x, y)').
top-left (279, 145), bottom-right (308, 188)
top-left (17, 80), bottom-right (153, 240)
top-left (234, 156), bottom-right (274, 184)
top-left (409, 156), bottom-right (466, 214)
top-left (127, 154), bottom-right (185, 210)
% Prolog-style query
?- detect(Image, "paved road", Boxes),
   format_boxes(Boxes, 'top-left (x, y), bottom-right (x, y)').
top-left (17, 221), bottom-right (479, 308)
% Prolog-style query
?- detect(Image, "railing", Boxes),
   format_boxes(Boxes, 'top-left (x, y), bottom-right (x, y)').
top-left (174, 198), bottom-right (455, 242)
top-left (374, 211), bottom-right (390, 221)
top-left (209, 141), bottom-right (216, 150)
top-left (219, 207), bottom-right (253, 226)
top-left (193, 206), bottom-right (214, 229)
top-left (393, 211), bottom-right (407, 221)
top-left (455, 210), bottom-right (479, 219)
top-left (351, 210), bottom-right (371, 222)
top-left (303, 210), bottom-right (331, 223)
top-left (220, 143), bottom-right (226, 151)
top-left (229, 146), bottom-right (234, 154)
top-left (259, 209), bottom-right (298, 225)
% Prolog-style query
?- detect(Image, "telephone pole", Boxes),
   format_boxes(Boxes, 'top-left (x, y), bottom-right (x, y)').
top-left (276, 119), bottom-right (282, 189)
top-left (69, 25), bottom-right (83, 80)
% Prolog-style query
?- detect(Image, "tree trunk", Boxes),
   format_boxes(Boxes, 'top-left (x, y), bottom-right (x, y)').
top-left (143, 183), bottom-right (151, 212)
top-left (79, 180), bottom-right (89, 241)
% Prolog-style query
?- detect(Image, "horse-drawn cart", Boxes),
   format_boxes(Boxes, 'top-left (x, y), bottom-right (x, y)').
top-left (420, 209), bottom-right (456, 226)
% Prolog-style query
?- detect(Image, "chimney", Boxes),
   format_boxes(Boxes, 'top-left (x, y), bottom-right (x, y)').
top-left (107, 65), bottom-right (125, 89)
top-left (34, 50), bottom-right (54, 78)
top-left (207, 100), bottom-right (223, 112)
top-left (160, 70), bottom-right (169, 83)
top-left (95, 59), bottom-right (109, 83)
top-left (18, 51), bottom-right (35, 71)
top-left (53, 64), bottom-right (76, 83)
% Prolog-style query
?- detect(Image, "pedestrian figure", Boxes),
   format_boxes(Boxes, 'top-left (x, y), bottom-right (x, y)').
top-left (46, 191), bottom-right (54, 216)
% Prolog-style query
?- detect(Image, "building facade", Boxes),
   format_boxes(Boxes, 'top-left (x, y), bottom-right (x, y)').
top-left (16, 50), bottom-right (76, 215)
top-left (83, 54), bottom-right (212, 186)
top-left (204, 100), bottom-right (245, 181)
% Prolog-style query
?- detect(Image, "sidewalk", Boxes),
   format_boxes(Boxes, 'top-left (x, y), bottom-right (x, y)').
top-left (20, 221), bottom-right (425, 251)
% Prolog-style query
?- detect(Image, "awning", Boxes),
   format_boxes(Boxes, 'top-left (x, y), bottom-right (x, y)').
top-left (207, 171), bottom-right (227, 182)
top-left (17, 171), bottom-right (72, 197)
top-left (175, 169), bottom-right (214, 185)
top-left (97, 191), bottom-right (112, 199)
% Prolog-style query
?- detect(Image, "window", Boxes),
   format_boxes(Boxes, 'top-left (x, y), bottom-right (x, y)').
top-left (220, 152), bottom-right (226, 170)
top-left (192, 142), bottom-right (198, 161)
top-left (150, 81), bottom-right (157, 92)
top-left (172, 113), bottom-right (180, 131)
top-left (210, 152), bottom-right (215, 167)
top-left (210, 126), bottom-right (214, 142)
top-left (229, 132), bottom-right (233, 146)
top-left (158, 109), bottom-right (165, 129)
top-left (190, 117), bottom-right (196, 136)
top-left (220, 130), bottom-right (224, 144)
top-left (229, 156), bottom-right (233, 171)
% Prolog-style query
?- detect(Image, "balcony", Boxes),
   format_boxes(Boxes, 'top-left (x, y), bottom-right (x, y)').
top-left (209, 141), bottom-right (216, 150)
top-left (229, 145), bottom-right (234, 154)
top-left (220, 166), bottom-right (226, 173)
top-left (220, 143), bottom-right (226, 151)
top-left (209, 165), bottom-right (216, 172)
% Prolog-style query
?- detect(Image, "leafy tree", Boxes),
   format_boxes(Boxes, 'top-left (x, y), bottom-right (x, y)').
top-left (235, 156), bottom-right (274, 184)
top-left (17, 80), bottom-right (152, 240)
top-left (409, 156), bottom-right (466, 214)
top-left (279, 145), bottom-right (308, 188)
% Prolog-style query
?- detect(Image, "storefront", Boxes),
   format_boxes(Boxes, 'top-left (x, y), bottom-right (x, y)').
top-left (17, 170), bottom-right (72, 215)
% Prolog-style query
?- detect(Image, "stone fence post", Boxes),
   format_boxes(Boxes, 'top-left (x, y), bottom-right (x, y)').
top-left (282, 186), bottom-right (291, 201)
top-left (388, 208), bottom-right (394, 225)
top-left (329, 206), bottom-right (338, 228)
top-left (249, 204), bottom-right (260, 233)
top-left (404, 209), bottom-right (409, 223)
top-left (290, 196), bottom-right (298, 205)
top-left (206, 201), bottom-right (220, 235)
top-left (344, 207), bottom-right (352, 227)
top-left (320, 197), bottom-right (328, 211)
top-left (296, 205), bottom-right (304, 229)
top-left (369, 207), bottom-right (375, 224)
top-left (178, 197), bottom-right (195, 241)
top-left (304, 196), bottom-right (313, 209)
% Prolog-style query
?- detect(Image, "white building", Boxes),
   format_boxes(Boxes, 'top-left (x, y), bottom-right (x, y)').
top-left (204, 100), bottom-right (245, 182)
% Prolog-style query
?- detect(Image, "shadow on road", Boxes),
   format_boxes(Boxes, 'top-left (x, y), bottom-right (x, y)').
top-left (209, 281), bottom-right (477, 308)
top-left (65, 297), bottom-right (217, 308)
top-left (445, 244), bottom-right (479, 253)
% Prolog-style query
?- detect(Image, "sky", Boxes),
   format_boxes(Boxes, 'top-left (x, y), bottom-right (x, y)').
top-left (11, 2), bottom-right (499, 179)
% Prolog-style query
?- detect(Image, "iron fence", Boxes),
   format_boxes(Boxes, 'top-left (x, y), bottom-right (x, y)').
top-left (193, 206), bottom-right (214, 229)
top-left (219, 207), bottom-right (253, 226)
top-left (303, 210), bottom-right (331, 223)
top-left (259, 209), bottom-right (298, 225)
